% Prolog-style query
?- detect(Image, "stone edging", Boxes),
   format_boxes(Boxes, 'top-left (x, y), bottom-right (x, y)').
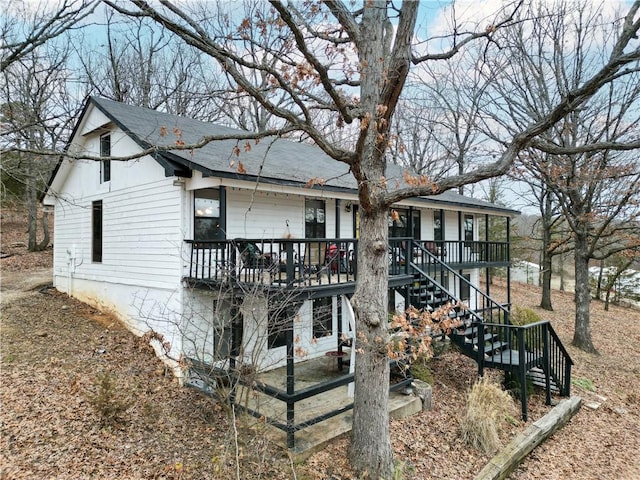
top-left (475, 396), bottom-right (582, 480)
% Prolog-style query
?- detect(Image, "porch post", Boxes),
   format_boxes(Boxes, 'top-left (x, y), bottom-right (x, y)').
top-left (335, 199), bottom-right (341, 238)
top-left (485, 214), bottom-right (490, 297)
top-left (507, 217), bottom-right (512, 307)
top-left (286, 315), bottom-right (295, 448)
top-left (457, 211), bottom-right (463, 264)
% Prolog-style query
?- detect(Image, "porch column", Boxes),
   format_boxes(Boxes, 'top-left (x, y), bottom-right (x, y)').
top-left (335, 199), bottom-right (341, 238)
top-left (506, 216), bottom-right (512, 308)
top-left (485, 214), bottom-right (490, 296)
top-left (286, 313), bottom-right (295, 448)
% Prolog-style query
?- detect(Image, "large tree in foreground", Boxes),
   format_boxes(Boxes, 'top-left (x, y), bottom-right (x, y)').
top-left (104, 0), bottom-right (640, 477)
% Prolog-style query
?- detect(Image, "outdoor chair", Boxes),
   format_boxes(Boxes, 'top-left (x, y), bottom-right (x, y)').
top-left (234, 239), bottom-right (278, 277)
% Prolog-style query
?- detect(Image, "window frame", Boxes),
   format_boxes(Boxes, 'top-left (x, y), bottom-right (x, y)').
top-left (92, 200), bottom-right (103, 263)
top-left (389, 208), bottom-right (420, 239)
top-left (194, 188), bottom-right (224, 241)
top-left (464, 214), bottom-right (474, 243)
top-left (312, 297), bottom-right (333, 339)
top-left (434, 209), bottom-right (444, 241)
top-left (100, 133), bottom-right (111, 183)
top-left (268, 304), bottom-right (293, 350)
top-left (305, 198), bottom-right (326, 239)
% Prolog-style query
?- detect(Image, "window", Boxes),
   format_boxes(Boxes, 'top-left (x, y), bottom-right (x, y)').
top-left (305, 199), bottom-right (325, 238)
top-left (194, 189), bottom-right (224, 241)
top-left (92, 200), bottom-right (103, 263)
top-left (434, 210), bottom-right (444, 241)
top-left (464, 214), bottom-right (474, 242)
top-left (460, 273), bottom-right (471, 302)
top-left (312, 297), bottom-right (333, 338)
top-left (100, 134), bottom-right (111, 183)
top-left (389, 208), bottom-right (420, 239)
top-left (268, 305), bottom-right (293, 349)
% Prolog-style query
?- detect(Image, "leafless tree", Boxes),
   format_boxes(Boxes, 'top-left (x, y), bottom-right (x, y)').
top-left (73, 11), bottom-right (225, 121)
top-left (394, 52), bottom-right (496, 194)
top-left (484, 0), bottom-right (640, 353)
top-left (1, 43), bottom-right (82, 250)
top-left (1, 0), bottom-right (98, 72)
top-left (57, 0), bottom-right (640, 476)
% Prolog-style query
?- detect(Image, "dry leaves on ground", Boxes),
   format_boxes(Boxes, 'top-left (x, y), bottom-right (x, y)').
top-left (2, 208), bottom-right (638, 479)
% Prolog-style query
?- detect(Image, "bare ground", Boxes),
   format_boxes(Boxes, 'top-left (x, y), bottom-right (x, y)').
top-left (1, 211), bottom-right (639, 479)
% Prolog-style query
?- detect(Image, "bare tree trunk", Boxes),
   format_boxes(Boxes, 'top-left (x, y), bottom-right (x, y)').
top-left (540, 195), bottom-right (554, 310)
top-left (26, 174), bottom-right (38, 252)
top-left (572, 235), bottom-right (597, 353)
top-left (350, 206), bottom-right (393, 479)
top-left (596, 259), bottom-right (604, 300)
top-left (559, 253), bottom-right (565, 291)
top-left (38, 209), bottom-right (50, 250)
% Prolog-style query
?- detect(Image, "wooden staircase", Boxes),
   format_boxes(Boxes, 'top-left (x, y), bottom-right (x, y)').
top-left (407, 242), bottom-right (574, 420)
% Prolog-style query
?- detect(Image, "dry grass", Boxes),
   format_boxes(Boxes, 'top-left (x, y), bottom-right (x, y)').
top-left (459, 376), bottom-right (517, 454)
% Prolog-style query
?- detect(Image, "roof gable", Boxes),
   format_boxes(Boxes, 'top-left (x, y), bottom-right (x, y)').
top-left (45, 96), bottom-right (519, 216)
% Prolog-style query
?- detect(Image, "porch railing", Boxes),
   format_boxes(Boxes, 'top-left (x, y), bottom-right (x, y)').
top-left (475, 320), bottom-right (573, 419)
top-left (185, 238), bottom-right (358, 286)
top-left (185, 237), bottom-right (510, 288)
top-left (410, 240), bottom-right (511, 324)
top-left (414, 240), bottom-right (509, 268)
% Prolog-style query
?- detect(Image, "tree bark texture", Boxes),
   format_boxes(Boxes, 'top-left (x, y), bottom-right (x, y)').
top-left (539, 192), bottom-right (553, 310)
top-left (348, 3), bottom-right (396, 477)
top-left (572, 234), bottom-right (598, 353)
top-left (350, 207), bottom-right (393, 480)
top-left (27, 174), bottom-right (38, 252)
top-left (540, 244), bottom-right (553, 311)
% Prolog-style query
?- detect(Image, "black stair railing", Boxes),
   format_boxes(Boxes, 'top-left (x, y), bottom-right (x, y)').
top-left (410, 241), bottom-right (511, 325)
top-left (407, 241), bottom-right (573, 420)
top-left (474, 321), bottom-right (573, 420)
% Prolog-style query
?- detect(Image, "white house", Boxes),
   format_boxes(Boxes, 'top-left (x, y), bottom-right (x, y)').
top-left (44, 98), bottom-right (571, 447)
top-left (43, 96), bottom-right (518, 370)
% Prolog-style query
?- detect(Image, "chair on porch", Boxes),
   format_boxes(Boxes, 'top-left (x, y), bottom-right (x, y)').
top-left (301, 241), bottom-right (328, 280)
top-left (234, 239), bottom-right (278, 280)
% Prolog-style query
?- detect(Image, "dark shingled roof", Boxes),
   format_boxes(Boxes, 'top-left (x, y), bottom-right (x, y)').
top-left (88, 97), bottom-right (519, 216)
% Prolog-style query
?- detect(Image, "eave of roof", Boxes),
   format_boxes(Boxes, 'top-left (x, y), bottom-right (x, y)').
top-left (45, 97), bottom-right (520, 217)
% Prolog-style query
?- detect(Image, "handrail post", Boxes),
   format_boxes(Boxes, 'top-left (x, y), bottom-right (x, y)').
top-left (404, 239), bottom-right (411, 275)
top-left (477, 322), bottom-right (485, 377)
top-left (564, 352), bottom-right (572, 397)
top-left (230, 241), bottom-right (238, 281)
top-left (543, 322), bottom-right (551, 405)
top-left (285, 241), bottom-right (295, 284)
top-left (517, 327), bottom-right (528, 421)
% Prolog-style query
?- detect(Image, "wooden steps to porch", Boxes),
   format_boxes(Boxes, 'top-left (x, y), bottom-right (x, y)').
top-left (407, 248), bottom-right (573, 421)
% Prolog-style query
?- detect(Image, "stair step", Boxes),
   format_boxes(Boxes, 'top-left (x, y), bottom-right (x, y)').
top-left (456, 326), bottom-right (484, 337)
top-left (483, 341), bottom-right (509, 353)
top-left (527, 367), bottom-right (560, 393)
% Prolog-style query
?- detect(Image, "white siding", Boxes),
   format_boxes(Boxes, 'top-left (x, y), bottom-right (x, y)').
top-left (444, 210), bottom-right (459, 241)
top-left (51, 115), bottom-right (186, 358)
top-left (225, 189), bottom-right (305, 238)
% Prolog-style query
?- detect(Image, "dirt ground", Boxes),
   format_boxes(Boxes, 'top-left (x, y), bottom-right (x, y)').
top-left (1, 211), bottom-right (639, 479)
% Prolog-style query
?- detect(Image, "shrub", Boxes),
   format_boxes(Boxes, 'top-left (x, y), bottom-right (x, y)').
top-left (88, 371), bottom-right (132, 426)
top-left (410, 358), bottom-right (434, 384)
top-left (510, 306), bottom-right (541, 326)
top-left (503, 371), bottom-right (534, 400)
top-left (459, 377), bottom-right (516, 454)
